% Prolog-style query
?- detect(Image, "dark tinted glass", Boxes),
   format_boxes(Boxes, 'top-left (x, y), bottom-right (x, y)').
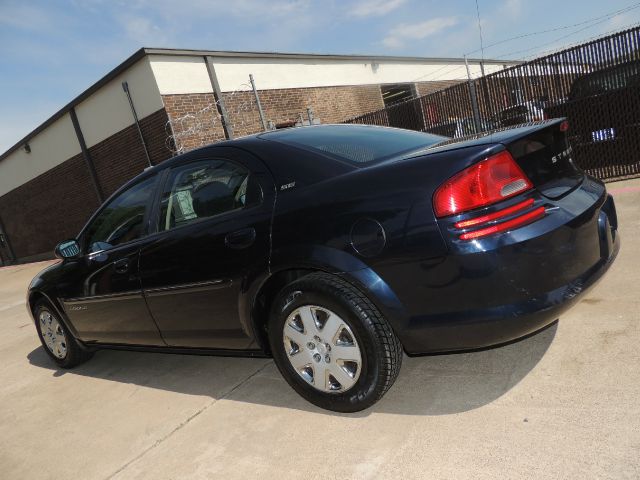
top-left (85, 176), bottom-right (156, 253)
top-left (159, 159), bottom-right (261, 231)
top-left (263, 125), bottom-right (444, 164)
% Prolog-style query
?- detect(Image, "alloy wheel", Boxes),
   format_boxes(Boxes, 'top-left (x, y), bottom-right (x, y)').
top-left (282, 305), bottom-right (362, 393)
top-left (39, 310), bottom-right (67, 359)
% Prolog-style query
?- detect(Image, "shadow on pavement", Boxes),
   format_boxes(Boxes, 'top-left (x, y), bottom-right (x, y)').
top-left (27, 321), bottom-right (557, 417)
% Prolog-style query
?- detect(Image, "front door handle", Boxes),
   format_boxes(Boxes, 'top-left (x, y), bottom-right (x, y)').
top-left (225, 227), bottom-right (256, 250)
top-left (114, 258), bottom-right (129, 274)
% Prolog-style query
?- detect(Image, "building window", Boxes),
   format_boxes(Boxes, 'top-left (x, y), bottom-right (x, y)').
top-left (381, 84), bottom-right (417, 107)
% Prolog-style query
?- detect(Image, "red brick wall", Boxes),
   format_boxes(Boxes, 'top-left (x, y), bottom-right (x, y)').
top-left (163, 93), bottom-right (226, 153)
top-left (226, 84), bottom-right (385, 137)
top-left (162, 84), bottom-right (385, 145)
top-left (0, 153), bottom-right (101, 260)
top-left (90, 108), bottom-right (172, 197)
top-left (0, 108), bottom-right (173, 261)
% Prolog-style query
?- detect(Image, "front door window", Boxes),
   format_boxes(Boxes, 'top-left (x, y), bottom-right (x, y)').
top-left (84, 176), bottom-right (156, 253)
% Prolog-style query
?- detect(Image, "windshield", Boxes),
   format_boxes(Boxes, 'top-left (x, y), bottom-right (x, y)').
top-left (261, 125), bottom-right (445, 165)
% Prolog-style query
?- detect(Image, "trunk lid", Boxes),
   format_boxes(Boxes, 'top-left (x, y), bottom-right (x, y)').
top-left (419, 119), bottom-right (583, 200)
top-left (505, 120), bottom-right (583, 199)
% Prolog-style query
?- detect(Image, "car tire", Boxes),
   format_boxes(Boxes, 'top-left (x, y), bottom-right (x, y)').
top-left (268, 272), bottom-right (403, 412)
top-left (34, 300), bottom-right (93, 369)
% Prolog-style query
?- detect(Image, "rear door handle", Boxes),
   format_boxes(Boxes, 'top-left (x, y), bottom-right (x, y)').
top-left (225, 227), bottom-right (256, 250)
top-left (114, 258), bottom-right (129, 274)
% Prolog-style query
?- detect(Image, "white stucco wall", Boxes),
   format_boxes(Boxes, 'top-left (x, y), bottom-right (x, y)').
top-left (0, 114), bottom-right (80, 197)
top-left (212, 58), bottom-right (504, 92)
top-left (149, 54), bottom-right (509, 94)
top-left (75, 57), bottom-right (164, 148)
top-left (149, 56), bottom-right (213, 95)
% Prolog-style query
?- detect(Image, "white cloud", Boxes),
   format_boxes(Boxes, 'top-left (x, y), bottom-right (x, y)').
top-left (606, 12), bottom-right (635, 30)
top-left (503, 0), bottom-right (524, 18)
top-left (117, 15), bottom-right (169, 45)
top-left (0, 2), bottom-right (72, 33)
top-left (120, 0), bottom-right (313, 22)
top-left (349, 0), bottom-right (406, 18)
top-left (382, 17), bottom-right (459, 49)
top-left (103, 0), bottom-right (318, 50)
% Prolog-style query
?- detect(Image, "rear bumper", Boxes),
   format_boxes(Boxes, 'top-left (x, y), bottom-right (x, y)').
top-left (404, 232), bottom-right (619, 354)
top-left (376, 176), bottom-right (620, 355)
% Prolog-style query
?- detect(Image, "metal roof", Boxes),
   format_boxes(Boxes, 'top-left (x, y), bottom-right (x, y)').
top-left (1, 47), bottom-right (520, 162)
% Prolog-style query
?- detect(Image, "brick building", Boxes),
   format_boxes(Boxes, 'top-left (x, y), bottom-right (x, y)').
top-left (0, 48), bottom-right (517, 264)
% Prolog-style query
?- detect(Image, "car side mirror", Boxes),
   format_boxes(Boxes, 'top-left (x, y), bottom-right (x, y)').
top-left (54, 239), bottom-right (81, 259)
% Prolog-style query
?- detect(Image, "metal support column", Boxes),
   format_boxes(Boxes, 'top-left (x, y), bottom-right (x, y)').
top-left (69, 107), bottom-right (104, 203)
top-left (464, 56), bottom-right (482, 134)
top-left (122, 81), bottom-right (152, 167)
top-left (249, 74), bottom-right (268, 131)
top-left (478, 61), bottom-right (492, 119)
top-left (204, 56), bottom-right (234, 140)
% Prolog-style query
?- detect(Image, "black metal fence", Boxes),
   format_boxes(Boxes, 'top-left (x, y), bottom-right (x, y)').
top-left (346, 26), bottom-right (640, 181)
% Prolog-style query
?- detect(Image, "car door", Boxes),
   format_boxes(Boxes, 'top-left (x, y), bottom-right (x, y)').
top-left (59, 174), bottom-right (165, 346)
top-left (138, 147), bottom-right (275, 349)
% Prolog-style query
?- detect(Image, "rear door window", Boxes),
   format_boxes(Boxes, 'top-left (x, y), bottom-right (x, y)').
top-left (158, 159), bottom-right (262, 232)
top-left (262, 125), bottom-right (444, 165)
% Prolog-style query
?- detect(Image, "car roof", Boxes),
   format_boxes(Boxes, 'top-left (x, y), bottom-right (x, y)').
top-left (113, 124), bottom-right (444, 200)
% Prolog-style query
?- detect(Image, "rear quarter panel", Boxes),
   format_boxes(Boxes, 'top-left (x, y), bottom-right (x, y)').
top-left (268, 143), bottom-right (501, 340)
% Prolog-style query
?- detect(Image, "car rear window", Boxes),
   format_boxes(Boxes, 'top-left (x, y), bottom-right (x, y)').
top-left (261, 125), bottom-right (445, 165)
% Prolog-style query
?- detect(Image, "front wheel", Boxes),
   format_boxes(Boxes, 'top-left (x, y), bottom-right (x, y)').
top-left (269, 272), bottom-right (403, 412)
top-left (34, 300), bottom-right (92, 368)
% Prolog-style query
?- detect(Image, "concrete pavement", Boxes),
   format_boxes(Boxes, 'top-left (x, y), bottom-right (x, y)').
top-left (1, 179), bottom-right (639, 479)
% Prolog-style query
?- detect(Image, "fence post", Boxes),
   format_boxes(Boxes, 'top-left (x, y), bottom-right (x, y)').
top-left (249, 74), bottom-right (268, 131)
top-left (464, 56), bottom-right (483, 134)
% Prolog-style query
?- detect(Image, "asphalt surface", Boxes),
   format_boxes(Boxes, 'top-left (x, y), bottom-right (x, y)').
top-left (1, 178), bottom-right (639, 479)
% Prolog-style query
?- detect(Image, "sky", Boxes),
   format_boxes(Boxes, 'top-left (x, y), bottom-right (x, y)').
top-left (1, 0), bottom-right (639, 153)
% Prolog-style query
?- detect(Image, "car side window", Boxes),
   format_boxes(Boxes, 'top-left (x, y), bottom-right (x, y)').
top-left (159, 159), bottom-right (262, 232)
top-left (84, 176), bottom-right (157, 253)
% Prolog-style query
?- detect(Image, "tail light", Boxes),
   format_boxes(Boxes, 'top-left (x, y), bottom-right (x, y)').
top-left (434, 150), bottom-right (545, 240)
top-left (434, 150), bottom-right (533, 217)
top-left (458, 206), bottom-right (545, 240)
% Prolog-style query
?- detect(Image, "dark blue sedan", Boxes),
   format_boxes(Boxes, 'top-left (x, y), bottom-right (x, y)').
top-left (28, 120), bottom-right (619, 412)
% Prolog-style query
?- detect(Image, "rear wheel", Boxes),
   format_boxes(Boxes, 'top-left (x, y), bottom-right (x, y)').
top-left (34, 300), bottom-right (92, 368)
top-left (268, 272), bottom-right (402, 412)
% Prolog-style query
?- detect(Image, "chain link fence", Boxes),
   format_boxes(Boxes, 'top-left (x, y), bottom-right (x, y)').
top-left (346, 26), bottom-right (640, 181)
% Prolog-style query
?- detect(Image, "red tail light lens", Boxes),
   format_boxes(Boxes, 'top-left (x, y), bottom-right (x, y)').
top-left (459, 206), bottom-right (545, 240)
top-left (433, 150), bottom-right (533, 218)
top-left (454, 198), bottom-right (534, 229)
